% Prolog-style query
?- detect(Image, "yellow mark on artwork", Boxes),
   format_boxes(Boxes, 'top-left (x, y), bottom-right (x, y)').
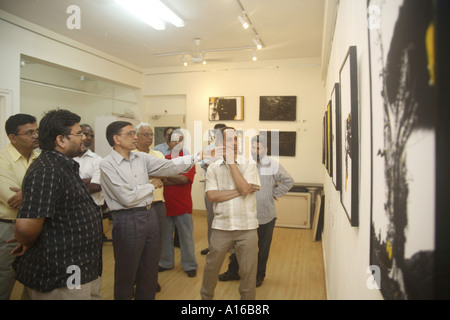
top-left (426, 22), bottom-right (435, 86)
top-left (386, 240), bottom-right (393, 260)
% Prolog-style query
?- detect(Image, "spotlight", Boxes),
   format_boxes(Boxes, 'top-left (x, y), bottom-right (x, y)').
top-left (238, 12), bottom-right (250, 30)
top-left (253, 37), bottom-right (263, 50)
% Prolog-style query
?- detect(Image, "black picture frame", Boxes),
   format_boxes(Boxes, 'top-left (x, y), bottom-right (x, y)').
top-left (259, 130), bottom-right (296, 157)
top-left (209, 96), bottom-right (244, 121)
top-left (338, 45), bottom-right (359, 227)
top-left (326, 101), bottom-right (333, 177)
top-left (259, 96), bottom-right (297, 121)
top-left (331, 83), bottom-right (341, 191)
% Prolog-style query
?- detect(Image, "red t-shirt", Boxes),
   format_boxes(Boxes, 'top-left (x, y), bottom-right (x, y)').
top-left (163, 151), bottom-right (195, 216)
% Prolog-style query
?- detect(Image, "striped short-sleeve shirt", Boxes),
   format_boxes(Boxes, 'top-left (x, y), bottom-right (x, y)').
top-left (205, 157), bottom-right (260, 231)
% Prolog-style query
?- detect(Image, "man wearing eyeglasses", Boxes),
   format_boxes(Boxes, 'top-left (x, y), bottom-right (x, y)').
top-left (11, 109), bottom-right (103, 300)
top-left (0, 114), bottom-right (39, 300)
top-left (100, 121), bottom-right (209, 300)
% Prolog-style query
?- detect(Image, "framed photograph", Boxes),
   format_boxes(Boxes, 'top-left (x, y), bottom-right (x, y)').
top-left (259, 130), bottom-right (296, 157)
top-left (322, 113), bottom-right (327, 167)
top-left (209, 96), bottom-right (244, 121)
top-left (338, 45), bottom-right (359, 227)
top-left (259, 96), bottom-right (297, 121)
top-left (326, 101), bottom-right (333, 177)
top-left (331, 83), bottom-right (341, 190)
top-left (368, 0), bottom-right (437, 299)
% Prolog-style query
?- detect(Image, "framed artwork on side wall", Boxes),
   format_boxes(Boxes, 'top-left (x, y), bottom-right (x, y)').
top-left (338, 45), bottom-right (359, 227)
top-left (331, 83), bottom-right (341, 190)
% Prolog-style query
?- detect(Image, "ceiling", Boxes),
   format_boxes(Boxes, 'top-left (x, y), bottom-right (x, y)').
top-left (0, 0), bottom-right (325, 69)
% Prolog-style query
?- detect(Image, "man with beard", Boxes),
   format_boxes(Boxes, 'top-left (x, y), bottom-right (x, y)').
top-left (218, 134), bottom-right (294, 287)
top-left (0, 114), bottom-right (39, 299)
top-left (11, 109), bottom-right (103, 300)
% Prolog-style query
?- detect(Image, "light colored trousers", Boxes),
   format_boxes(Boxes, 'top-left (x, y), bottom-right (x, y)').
top-left (159, 213), bottom-right (197, 272)
top-left (201, 228), bottom-right (258, 300)
top-left (26, 277), bottom-right (101, 300)
top-left (0, 222), bottom-right (16, 300)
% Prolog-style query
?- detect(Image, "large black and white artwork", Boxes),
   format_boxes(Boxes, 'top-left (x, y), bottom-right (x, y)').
top-left (259, 96), bottom-right (297, 121)
top-left (368, 0), bottom-right (435, 299)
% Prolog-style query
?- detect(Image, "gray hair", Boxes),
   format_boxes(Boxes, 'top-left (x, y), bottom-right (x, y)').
top-left (135, 122), bottom-right (152, 131)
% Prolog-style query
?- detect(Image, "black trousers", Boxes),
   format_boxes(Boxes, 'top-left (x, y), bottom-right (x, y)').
top-left (226, 218), bottom-right (276, 281)
top-left (112, 207), bottom-right (159, 300)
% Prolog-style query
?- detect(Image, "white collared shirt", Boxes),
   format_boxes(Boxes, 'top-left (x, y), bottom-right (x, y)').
top-left (205, 156), bottom-right (261, 231)
top-left (74, 149), bottom-right (104, 206)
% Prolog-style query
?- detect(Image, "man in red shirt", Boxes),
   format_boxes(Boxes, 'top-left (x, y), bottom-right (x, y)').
top-left (159, 130), bottom-right (198, 277)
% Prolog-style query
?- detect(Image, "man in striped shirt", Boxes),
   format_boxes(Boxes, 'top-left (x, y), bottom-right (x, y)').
top-left (218, 134), bottom-right (294, 287)
top-left (201, 127), bottom-right (261, 300)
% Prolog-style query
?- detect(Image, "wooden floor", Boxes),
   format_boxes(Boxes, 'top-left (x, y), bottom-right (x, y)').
top-left (11, 212), bottom-right (327, 300)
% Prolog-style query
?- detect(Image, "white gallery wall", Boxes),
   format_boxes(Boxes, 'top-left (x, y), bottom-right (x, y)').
top-left (322, 0), bottom-right (383, 300)
top-left (143, 59), bottom-right (325, 212)
top-left (0, 11), bottom-right (143, 116)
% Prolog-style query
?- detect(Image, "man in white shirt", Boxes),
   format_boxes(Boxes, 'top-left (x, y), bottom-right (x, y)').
top-left (74, 125), bottom-right (104, 207)
top-left (199, 123), bottom-right (226, 255)
top-left (201, 127), bottom-right (260, 300)
top-left (73, 124), bottom-right (104, 299)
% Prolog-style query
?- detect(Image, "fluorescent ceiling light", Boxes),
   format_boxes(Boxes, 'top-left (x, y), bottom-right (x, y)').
top-left (114, 0), bottom-right (184, 30)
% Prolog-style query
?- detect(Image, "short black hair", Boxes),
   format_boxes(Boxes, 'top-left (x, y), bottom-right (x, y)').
top-left (214, 123), bottom-right (227, 130)
top-left (164, 126), bottom-right (177, 136)
top-left (39, 109), bottom-right (81, 151)
top-left (251, 135), bottom-right (268, 148)
top-left (168, 129), bottom-right (183, 142)
top-left (216, 126), bottom-right (235, 144)
top-left (5, 114), bottom-right (37, 135)
top-left (106, 121), bottom-right (132, 147)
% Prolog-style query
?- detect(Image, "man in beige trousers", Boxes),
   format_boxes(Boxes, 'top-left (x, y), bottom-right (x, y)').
top-left (201, 127), bottom-right (260, 300)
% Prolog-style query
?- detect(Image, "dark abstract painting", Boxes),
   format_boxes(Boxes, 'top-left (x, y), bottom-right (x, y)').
top-left (259, 96), bottom-right (297, 121)
top-left (368, 0), bottom-right (435, 299)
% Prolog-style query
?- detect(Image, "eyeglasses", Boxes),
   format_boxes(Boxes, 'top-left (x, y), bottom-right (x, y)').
top-left (118, 131), bottom-right (137, 137)
top-left (16, 130), bottom-right (39, 137)
top-left (67, 132), bottom-right (86, 138)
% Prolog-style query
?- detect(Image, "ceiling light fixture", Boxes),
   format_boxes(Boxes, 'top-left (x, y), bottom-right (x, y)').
top-left (253, 36), bottom-right (264, 50)
top-left (181, 55), bottom-right (188, 66)
top-left (113, 0), bottom-right (184, 31)
top-left (238, 11), bottom-right (250, 30)
top-left (252, 50), bottom-right (257, 62)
